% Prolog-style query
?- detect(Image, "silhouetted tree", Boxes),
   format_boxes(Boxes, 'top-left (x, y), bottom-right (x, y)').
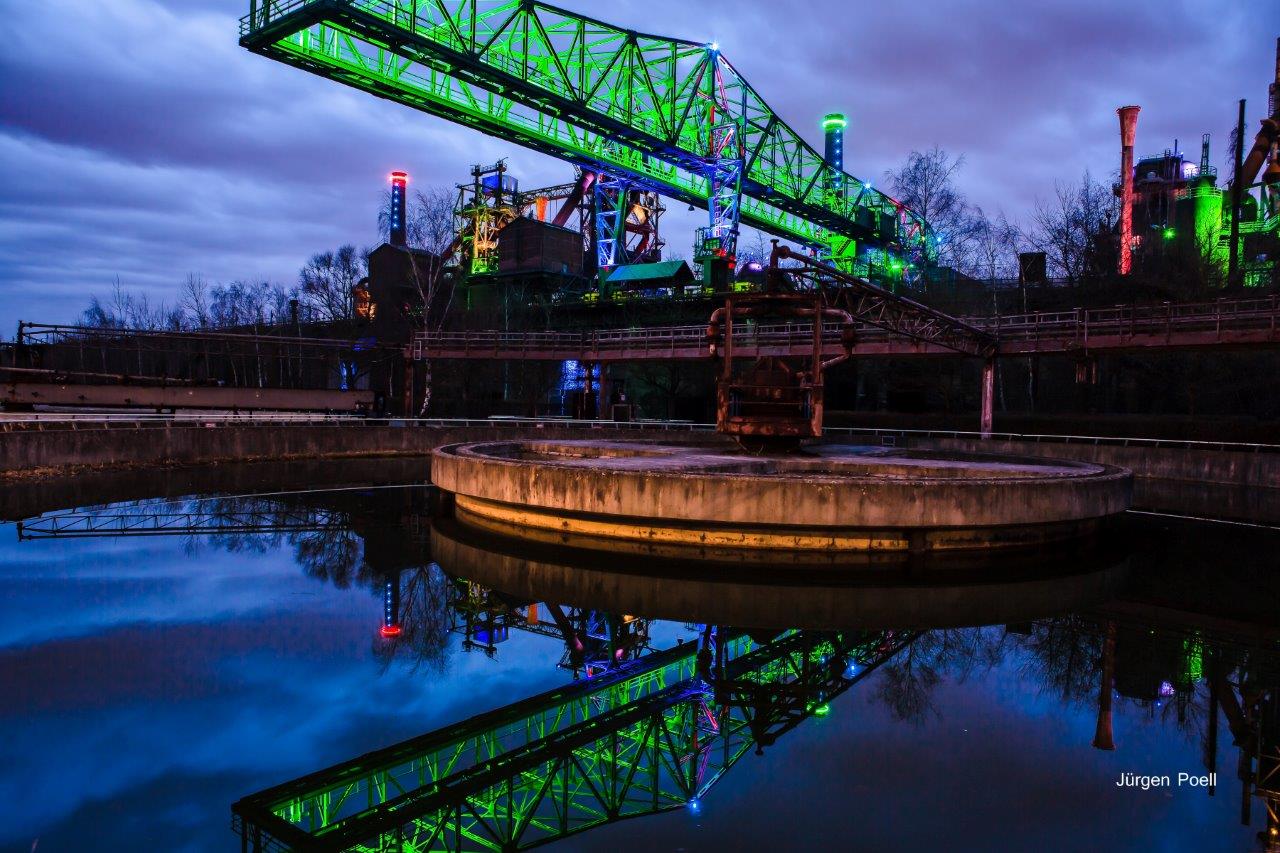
top-left (298, 244), bottom-right (368, 322)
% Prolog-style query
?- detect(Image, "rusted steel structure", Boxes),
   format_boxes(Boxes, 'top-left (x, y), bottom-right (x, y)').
top-left (701, 244), bottom-right (993, 444)
top-left (411, 244), bottom-right (1280, 436)
top-left (707, 291), bottom-right (854, 444)
top-left (412, 296), bottom-right (1280, 362)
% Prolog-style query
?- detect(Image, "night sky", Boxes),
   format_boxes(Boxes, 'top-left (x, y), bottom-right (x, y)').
top-left (0, 0), bottom-right (1273, 324)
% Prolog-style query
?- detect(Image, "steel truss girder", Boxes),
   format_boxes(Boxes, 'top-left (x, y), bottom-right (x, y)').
top-left (696, 121), bottom-right (743, 263)
top-left (776, 250), bottom-right (998, 358)
top-left (239, 1), bottom-right (926, 255)
top-left (233, 627), bottom-right (912, 851)
top-left (592, 171), bottom-right (629, 271)
top-left (17, 507), bottom-right (347, 539)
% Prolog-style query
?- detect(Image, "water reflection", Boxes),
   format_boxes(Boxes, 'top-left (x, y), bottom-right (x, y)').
top-left (4, 477), bottom-right (1279, 851)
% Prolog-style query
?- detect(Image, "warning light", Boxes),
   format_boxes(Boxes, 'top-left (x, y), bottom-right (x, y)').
top-left (380, 625), bottom-right (402, 637)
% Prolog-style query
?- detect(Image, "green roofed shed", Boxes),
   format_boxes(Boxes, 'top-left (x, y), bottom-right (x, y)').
top-left (602, 260), bottom-right (694, 287)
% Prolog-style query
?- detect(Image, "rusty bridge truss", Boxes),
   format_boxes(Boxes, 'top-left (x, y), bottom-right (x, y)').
top-left (412, 294), bottom-right (1280, 362)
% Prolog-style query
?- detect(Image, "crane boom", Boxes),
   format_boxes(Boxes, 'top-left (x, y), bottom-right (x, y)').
top-left (240, 0), bottom-right (929, 266)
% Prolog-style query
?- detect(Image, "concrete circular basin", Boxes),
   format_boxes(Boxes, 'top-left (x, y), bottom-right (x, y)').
top-left (431, 440), bottom-right (1132, 554)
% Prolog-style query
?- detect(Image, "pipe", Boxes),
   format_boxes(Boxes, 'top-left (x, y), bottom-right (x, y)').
top-left (1229, 100), bottom-right (1246, 288)
top-left (1117, 106), bottom-right (1140, 276)
top-left (551, 171), bottom-right (594, 228)
top-left (1239, 115), bottom-right (1280, 188)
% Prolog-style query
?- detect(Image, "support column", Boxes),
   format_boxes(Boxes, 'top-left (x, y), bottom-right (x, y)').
top-left (402, 355), bottom-right (415, 417)
top-left (598, 365), bottom-right (612, 420)
top-left (979, 358), bottom-right (995, 438)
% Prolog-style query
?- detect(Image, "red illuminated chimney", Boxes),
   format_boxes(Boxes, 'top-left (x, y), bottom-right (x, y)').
top-left (389, 171), bottom-right (408, 248)
top-left (1117, 106), bottom-right (1140, 276)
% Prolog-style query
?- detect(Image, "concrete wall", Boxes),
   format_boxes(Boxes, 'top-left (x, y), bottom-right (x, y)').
top-left (907, 436), bottom-right (1280, 523)
top-left (3, 420), bottom-right (1275, 524)
top-left (0, 420), bottom-right (716, 477)
top-left (910, 436), bottom-right (1279, 489)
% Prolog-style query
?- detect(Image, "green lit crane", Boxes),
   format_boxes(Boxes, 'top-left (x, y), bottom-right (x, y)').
top-left (239, 0), bottom-right (931, 284)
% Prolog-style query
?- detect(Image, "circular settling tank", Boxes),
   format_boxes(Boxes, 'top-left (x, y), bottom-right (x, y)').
top-left (431, 440), bottom-right (1132, 555)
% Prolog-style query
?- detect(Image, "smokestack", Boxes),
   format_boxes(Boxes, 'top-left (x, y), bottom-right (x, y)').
top-left (380, 574), bottom-right (402, 638)
top-left (1270, 36), bottom-right (1279, 117)
top-left (823, 112), bottom-right (847, 196)
top-left (389, 171), bottom-right (408, 247)
top-left (1117, 106), bottom-right (1140, 276)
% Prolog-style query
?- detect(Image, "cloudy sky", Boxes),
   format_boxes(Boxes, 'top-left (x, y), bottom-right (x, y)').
top-left (0, 0), bottom-right (1273, 324)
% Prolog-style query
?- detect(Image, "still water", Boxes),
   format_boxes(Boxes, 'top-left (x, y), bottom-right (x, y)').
top-left (1, 460), bottom-right (1278, 852)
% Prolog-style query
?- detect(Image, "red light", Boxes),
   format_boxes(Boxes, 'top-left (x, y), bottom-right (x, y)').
top-left (380, 625), bottom-right (402, 637)
top-left (390, 171), bottom-right (408, 183)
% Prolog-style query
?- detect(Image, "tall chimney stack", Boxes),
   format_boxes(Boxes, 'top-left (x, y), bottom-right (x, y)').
top-left (1117, 106), bottom-right (1140, 276)
top-left (822, 112), bottom-right (847, 196)
top-left (389, 171), bottom-right (408, 247)
top-left (1270, 36), bottom-right (1279, 117)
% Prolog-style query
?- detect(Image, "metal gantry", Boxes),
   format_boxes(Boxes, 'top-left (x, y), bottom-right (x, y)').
top-left (239, 0), bottom-right (928, 267)
top-left (16, 505), bottom-right (347, 539)
top-left (232, 627), bottom-right (911, 851)
top-left (411, 295), bottom-right (1280, 362)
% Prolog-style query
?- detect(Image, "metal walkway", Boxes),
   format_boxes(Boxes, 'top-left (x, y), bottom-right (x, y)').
top-left (412, 296), bottom-right (1280, 362)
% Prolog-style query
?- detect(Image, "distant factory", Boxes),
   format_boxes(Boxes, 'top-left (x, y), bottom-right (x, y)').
top-left (1115, 38), bottom-right (1280, 286)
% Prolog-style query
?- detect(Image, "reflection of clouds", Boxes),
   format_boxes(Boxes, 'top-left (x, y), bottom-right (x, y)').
top-left (0, 528), bottom-right (312, 649)
top-left (0, 576), bottom-right (568, 848)
top-left (0, 493), bottom-right (576, 849)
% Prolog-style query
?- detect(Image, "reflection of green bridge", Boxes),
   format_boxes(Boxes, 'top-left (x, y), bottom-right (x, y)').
top-left (233, 629), bottom-right (910, 851)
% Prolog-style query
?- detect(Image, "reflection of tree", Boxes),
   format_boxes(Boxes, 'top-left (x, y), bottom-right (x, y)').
top-left (372, 564), bottom-right (455, 675)
top-left (293, 527), bottom-right (365, 588)
top-left (1013, 616), bottom-right (1102, 704)
top-left (871, 628), bottom-right (1005, 724)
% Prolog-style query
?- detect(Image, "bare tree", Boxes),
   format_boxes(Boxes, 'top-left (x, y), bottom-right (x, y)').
top-left (298, 244), bottom-right (367, 322)
top-left (179, 274), bottom-right (212, 328)
top-left (81, 278), bottom-right (185, 330)
top-left (885, 146), bottom-right (980, 271)
top-left (968, 207), bottom-right (1022, 282)
top-left (207, 279), bottom-right (293, 328)
top-left (1024, 171), bottom-right (1116, 283)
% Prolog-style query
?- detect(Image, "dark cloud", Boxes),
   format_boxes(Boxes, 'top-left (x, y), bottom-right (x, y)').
top-left (0, 0), bottom-right (1272, 322)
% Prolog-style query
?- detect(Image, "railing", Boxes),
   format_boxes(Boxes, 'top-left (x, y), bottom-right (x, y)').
top-left (413, 295), bottom-right (1280, 357)
top-left (1, 413), bottom-right (1276, 453)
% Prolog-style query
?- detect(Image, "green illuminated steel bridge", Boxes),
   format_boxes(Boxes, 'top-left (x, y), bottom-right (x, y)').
top-left (239, 0), bottom-right (930, 270)
top-left (232, 627), bottom-right (911, 851)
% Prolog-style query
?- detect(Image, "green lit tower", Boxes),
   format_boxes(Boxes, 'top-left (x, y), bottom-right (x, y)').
top-left (823, 112), bottom-right (847, 196)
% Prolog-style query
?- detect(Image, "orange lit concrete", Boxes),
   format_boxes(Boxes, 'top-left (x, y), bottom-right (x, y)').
top-left (432, 440), bottom-right (1133, 554)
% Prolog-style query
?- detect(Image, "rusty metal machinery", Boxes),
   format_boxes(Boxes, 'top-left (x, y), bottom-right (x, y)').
top-left (704, 244), bottom-right (995, 447)
top-left (707, 292), bottom-right (853, 447)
